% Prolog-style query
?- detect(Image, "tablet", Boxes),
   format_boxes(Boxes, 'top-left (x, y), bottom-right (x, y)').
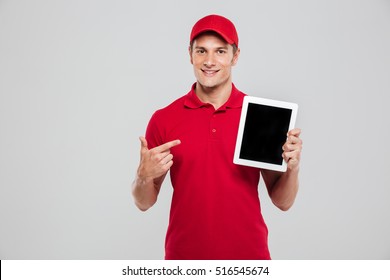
top-left (233, 96), bottom-right (298, 172)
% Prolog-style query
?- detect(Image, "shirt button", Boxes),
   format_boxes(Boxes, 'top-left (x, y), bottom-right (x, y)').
top-left (212, 129), bottom-right (217, 133)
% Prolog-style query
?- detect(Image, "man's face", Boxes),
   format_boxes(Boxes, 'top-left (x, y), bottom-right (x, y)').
top-left (190, 33), bottom-right (240, 91)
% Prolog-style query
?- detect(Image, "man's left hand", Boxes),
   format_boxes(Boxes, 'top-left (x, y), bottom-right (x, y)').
top-left (282, 128), bottom-right (303, 172)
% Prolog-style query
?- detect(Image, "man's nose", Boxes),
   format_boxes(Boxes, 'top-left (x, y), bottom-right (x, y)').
top-left (203, 53), bottom-right (216, 67)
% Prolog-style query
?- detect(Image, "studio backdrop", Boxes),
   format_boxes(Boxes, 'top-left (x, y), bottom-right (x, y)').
top-left (0, 0), bottom-right (389, 259)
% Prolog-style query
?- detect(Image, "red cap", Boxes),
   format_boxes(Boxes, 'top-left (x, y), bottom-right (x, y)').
top-left (190, 14), bottom-right (239, 47)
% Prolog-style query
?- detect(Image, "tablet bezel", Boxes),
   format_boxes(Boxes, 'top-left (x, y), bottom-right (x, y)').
top-left (233, 96), bottom-right (298, 172)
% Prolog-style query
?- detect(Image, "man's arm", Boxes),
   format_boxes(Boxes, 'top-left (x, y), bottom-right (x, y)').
top-left (131, 137), bottom-right (181, 211)
top-left (261, 128), bottom-right (302, 211)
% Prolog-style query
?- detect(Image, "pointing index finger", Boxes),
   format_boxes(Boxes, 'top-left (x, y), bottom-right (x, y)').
top-left (153, 139), bottom-right (181, 153)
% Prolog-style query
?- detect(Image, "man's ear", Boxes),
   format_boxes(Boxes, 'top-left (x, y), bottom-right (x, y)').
top-left (232, 48), bottom-right (240, 66)
top-left (189, 46), bottom-right (193, 64)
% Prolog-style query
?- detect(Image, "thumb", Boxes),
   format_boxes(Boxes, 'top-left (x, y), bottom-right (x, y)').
top-left (139, 136), bottom-right (148, 151)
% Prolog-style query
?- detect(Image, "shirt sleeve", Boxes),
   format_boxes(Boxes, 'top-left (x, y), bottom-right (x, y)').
top-left (145, 110), bottom-right (164, 150)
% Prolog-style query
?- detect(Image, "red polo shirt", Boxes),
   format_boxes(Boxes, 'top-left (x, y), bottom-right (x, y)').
top-left (145, 83), bottom-right (270, 260)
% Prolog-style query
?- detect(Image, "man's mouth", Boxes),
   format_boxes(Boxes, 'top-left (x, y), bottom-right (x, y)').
top-left (201, 69), bottom-right (219, 76)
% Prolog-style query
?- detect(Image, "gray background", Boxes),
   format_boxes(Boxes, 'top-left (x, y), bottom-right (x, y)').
top-left (1, 0), bottom-right (389, 259)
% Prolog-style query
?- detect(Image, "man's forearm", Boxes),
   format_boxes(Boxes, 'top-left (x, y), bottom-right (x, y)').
top-left (131, 177), bottom-right (158, 211)
top-left (268, 168), bottom-right (299, 211)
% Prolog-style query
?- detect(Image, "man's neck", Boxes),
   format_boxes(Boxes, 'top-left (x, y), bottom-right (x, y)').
top-left (195, 81), bottom-right (233, 109)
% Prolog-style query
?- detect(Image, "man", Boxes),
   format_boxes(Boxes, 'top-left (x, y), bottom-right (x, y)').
top-left (132, 14), bottom-right (302, 260)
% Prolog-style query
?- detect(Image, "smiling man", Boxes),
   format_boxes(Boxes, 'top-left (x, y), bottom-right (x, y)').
top-left (131, 14), bottom-right (303, 260)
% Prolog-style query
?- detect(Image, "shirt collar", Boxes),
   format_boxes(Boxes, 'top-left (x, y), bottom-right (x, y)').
top-left (184, 83), bottom-right (244, 110)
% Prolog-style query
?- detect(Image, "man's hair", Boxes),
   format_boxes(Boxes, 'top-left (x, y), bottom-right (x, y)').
top-left (189, 31), bottom-right (238, 55)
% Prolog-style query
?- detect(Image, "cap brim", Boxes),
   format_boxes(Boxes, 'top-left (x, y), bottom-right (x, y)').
top-left (191, 28), bottom-right (235, 45)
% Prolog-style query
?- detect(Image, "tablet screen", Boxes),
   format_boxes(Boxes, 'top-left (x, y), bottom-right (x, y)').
top-left (240, 103), bottom-right (292, 165)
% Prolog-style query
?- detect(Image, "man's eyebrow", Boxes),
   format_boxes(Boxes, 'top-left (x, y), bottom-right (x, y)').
top-left (194, 46), bottom-right (229, 50)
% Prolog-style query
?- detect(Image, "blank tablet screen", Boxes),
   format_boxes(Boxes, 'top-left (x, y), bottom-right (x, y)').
top-left (239, 103), bottom-right (292, 165)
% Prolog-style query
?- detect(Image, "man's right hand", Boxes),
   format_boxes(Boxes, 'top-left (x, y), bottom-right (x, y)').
top-left (137, 137), bottom-right (181, 182)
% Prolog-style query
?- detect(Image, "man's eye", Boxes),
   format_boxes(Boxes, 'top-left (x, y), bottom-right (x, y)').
top-left (196, 50), bottom-right (205, 54)
top-left (217, 50), bottom-right (226, 54)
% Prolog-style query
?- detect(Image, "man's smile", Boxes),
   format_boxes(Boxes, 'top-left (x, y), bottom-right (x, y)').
top-left (201, 69), bottom-right (220, 76)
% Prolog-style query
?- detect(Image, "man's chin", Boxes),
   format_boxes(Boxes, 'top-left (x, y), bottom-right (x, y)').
top-left (197, 81), bottom-right (218, 90)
